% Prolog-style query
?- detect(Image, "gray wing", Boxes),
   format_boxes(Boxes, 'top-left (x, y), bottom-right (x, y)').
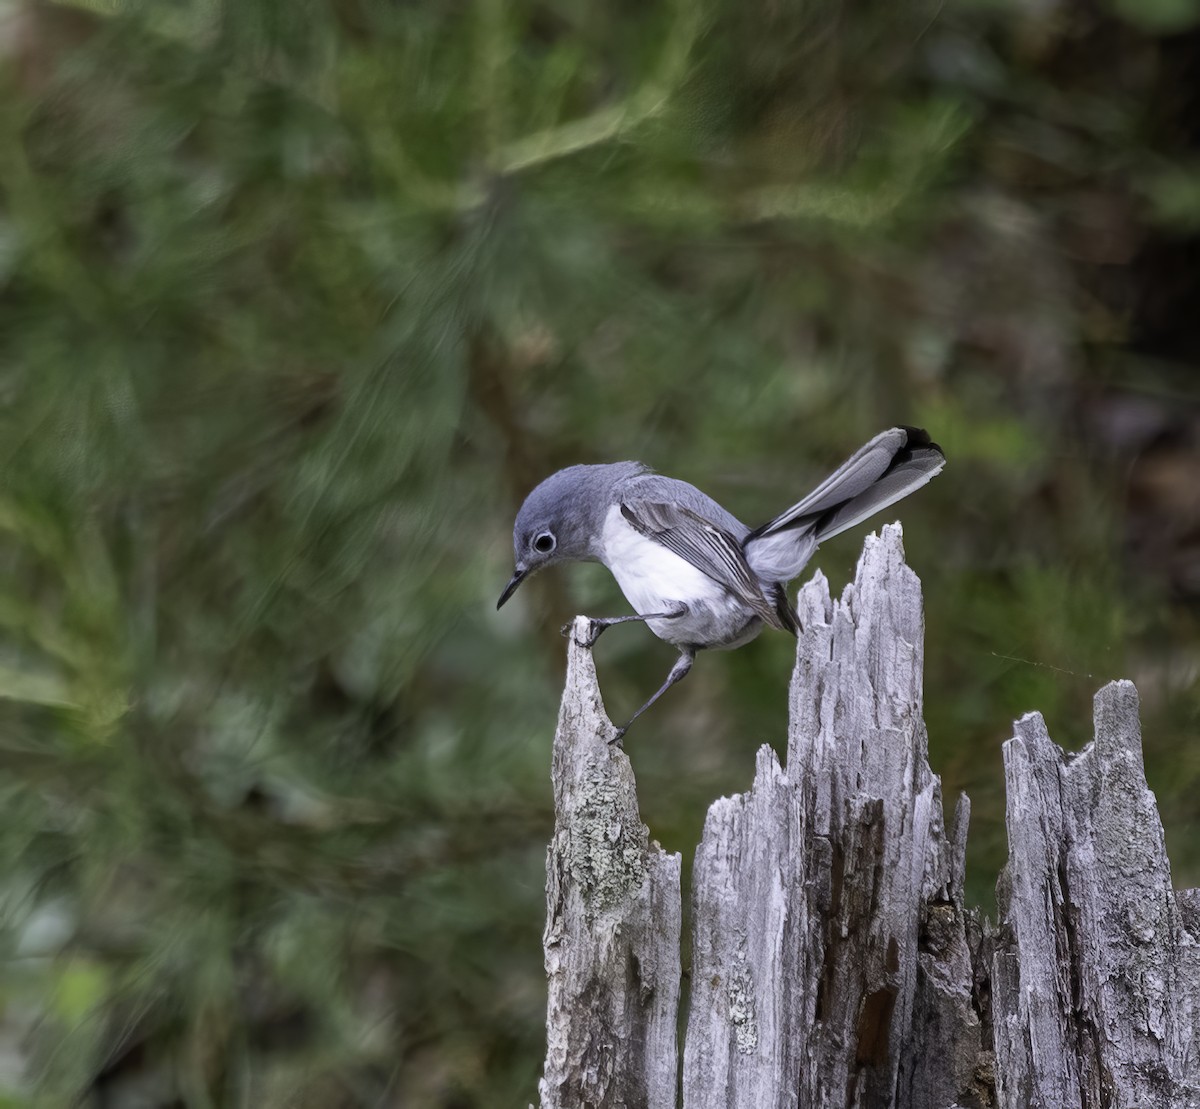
top-left (619, 499), bottom-right (789, 631)
top-left (622, 473), bottom-right (751, 540)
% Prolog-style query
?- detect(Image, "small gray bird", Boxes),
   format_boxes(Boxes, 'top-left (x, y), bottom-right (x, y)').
top-left (498, 426), bottom-right (944, 740)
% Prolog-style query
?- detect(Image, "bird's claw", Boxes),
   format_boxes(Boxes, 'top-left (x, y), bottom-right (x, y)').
top-left (607, 725), bottom-right (627, 747)
top-left (561, 619), bottom-right (604, 649)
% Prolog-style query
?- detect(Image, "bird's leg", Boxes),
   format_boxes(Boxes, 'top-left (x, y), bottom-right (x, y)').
top-left (609, 648), bottom-right (695, 745)
top-left (561, 602), bottom-right (687, 648)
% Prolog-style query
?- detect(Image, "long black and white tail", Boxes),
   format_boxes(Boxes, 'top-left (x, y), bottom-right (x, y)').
top-left (743, 426), bottom-right (945, 582)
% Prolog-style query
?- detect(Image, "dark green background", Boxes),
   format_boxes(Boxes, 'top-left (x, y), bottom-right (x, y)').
top-left (1, 0), bottom-right (1198, 1103)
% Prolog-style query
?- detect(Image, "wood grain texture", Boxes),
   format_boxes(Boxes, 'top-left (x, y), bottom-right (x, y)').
top-left (539, 616), bottom-right (682, 1109)
top-left (683, 525), bottom-right (981, 1109)
top-left (993, 682), bottom-right (1200, 1109)
top-left (540, 526), bottom-right (1200, 1108)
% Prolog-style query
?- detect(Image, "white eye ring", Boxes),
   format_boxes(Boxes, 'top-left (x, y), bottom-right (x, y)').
top-left (533, 532), bottom-right (556, 554)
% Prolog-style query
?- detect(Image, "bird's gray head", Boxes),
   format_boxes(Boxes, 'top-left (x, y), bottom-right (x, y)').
top-left (497, 462), bottom-right (646, 609)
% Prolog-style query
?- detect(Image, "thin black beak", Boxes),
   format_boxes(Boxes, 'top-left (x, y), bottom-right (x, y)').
top-left (496, 568), bottom-right (527, 609)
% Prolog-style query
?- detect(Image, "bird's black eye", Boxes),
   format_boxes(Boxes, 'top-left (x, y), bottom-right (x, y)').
top-left (533, 532), bottom-right (556, 554)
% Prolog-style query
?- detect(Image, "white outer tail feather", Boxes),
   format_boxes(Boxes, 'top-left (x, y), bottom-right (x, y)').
top-left (743, 428), bottom-right (945, 583)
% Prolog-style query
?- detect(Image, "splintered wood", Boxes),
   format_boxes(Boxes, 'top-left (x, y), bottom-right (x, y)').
top-left (539, 526), bottom-right (1200, 1109)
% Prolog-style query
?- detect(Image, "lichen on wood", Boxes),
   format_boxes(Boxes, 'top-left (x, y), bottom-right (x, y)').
top-left (539, 616), bottom-right (682, 1109)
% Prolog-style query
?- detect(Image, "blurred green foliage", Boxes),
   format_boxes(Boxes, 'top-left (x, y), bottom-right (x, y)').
top-left (0, 0), bottom-right (1198, 1103)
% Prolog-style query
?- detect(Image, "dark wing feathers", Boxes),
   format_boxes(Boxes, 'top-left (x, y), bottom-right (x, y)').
top-left (616, 427), bottom-right (943, 634)
top-left (619, 501), bottom-right (791, 631)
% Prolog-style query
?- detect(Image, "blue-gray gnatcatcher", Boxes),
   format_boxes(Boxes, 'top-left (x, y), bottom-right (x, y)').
top-left (498, 426), bottom-right (944, 741)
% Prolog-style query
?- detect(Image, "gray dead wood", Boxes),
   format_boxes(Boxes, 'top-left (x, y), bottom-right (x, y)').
top-left (683, 525), bottom-right (982, 1109)
top-left (539, 524), bottom-right (1200, 1109)
top-left (991, 682), bottom-right (1200, 1109)
top-left (539, 616), bottom-right (682, 1109)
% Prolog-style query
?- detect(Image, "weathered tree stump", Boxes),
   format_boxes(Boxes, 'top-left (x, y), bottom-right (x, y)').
top-left (539, 617), bottom-right (681, 1109)
top-left (539, 524), bottom-right (1200, 1109)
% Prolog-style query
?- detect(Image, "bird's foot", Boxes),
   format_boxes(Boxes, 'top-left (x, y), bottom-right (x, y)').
top-left (607, 725), bottom-right (627, 747)
top-left (560, 606), bottom-right (687, 649)
top-left (559, 618), bottom-right (608, 649)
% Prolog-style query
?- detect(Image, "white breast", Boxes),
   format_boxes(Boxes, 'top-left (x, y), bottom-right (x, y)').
top-left (596, 504), bottom-right (768, 649)
top-left (599, 505), bottom-right (715, 615)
